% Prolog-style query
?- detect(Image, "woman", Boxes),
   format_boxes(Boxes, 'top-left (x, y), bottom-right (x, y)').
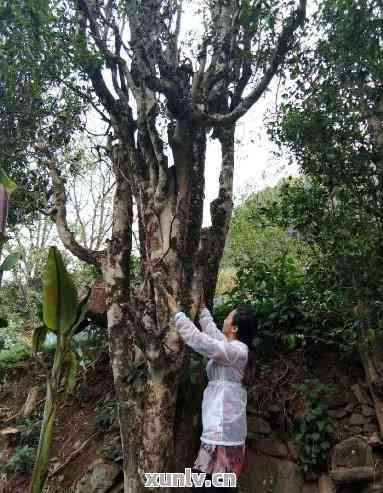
top-left (166, 293), bottom-right (257, 492)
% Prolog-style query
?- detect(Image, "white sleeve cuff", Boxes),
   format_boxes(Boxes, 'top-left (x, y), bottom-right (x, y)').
top-left (199, 307), bottom-right (211, 318)
top-left (172, 311), bottom-right (186, 322)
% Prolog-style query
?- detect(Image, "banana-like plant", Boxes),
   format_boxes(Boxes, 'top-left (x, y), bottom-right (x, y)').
top-left (0, 169), bottom-right (16, 243)
top-left (30, 246), bottom-right (90, 493)
top-left (0, 171), bottom-right (19, 284)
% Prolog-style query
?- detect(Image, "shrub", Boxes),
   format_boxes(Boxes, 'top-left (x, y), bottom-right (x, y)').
top-left (293, 381), bottom-right (335, 473)
top-left (5, 446), bottom-right (36, 473)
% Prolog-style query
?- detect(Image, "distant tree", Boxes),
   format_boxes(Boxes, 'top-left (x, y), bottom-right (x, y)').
top-left (222, 181), bottom-right (306, 270)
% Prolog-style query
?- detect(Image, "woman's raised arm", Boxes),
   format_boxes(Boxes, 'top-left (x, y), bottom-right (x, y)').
top-left (199, 307), bottom-right (226, 341)
top-left (174, 311), bottom-right (245, 366)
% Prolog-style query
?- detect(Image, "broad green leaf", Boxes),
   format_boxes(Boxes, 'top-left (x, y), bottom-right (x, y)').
top-left (0, 253), bottom-right (20, 271)
top-left (63, 350), bottom-right (78, 398)
top-left (43, 246), bottom-right (78, 333)
top-left (0, 168), bottom-right (16, 194)
top-left (32, 325), bottom-right (48, 353)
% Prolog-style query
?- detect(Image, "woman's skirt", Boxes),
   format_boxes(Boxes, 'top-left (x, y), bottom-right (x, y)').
top-left (193, 441), bottom-right (246, 477)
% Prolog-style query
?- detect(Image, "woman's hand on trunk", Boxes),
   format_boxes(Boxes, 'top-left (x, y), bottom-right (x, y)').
top-left (166, 292), bottom-right (180, 315)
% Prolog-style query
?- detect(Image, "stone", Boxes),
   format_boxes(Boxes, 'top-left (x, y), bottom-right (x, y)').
top-left (331, 467), bottom-right (375, 483)
top-left (331, 436), bottom-right (373, 470)
top-left (362, 484), bottom-right (383, 493)
top-left (351, 384), bottom-right (373, 405)
top-left (247, 416), bottom-right (271, 434)
top-left (242, 449), bottom-right (304, 493)
top-left (21, 386), bottom-right (39, 418)
top-left (304, 471), bottom-right (319, 482)
top-left (108, 484), bottom-right (124, 493)
top-left (362, 405), bottom-right (376, 418)
top-left (328, 408), bottom-right (348, 419)
top-left (349, 413), bottom-right (367, 426)
top-left (322, 392), bottom-right (349, 409)
top-left (253, 438), bottom-right (288, 458)
top-left (74, 459), bottom-right (121, 493)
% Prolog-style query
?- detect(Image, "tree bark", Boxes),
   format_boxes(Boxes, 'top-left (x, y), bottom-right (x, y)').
top-left (102, 155), bottom-right (147, 493)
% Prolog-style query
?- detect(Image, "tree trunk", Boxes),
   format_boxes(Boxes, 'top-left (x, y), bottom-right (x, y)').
top-left (131, 124), bottom-right (207, 490)
top-left (102, 163), bottom-right (146, 493)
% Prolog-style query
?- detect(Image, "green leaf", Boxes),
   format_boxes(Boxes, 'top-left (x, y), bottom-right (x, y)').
top-left (32, 325), bottom-right (48, 353)
top-left (0, 253), bottom-right (19, 271)
top-left (63, 350), bottom-right (78, 398)
top-left (0, 168), bottom-right (17, 194)
top-left (43, 246), bottom-right (78, 333)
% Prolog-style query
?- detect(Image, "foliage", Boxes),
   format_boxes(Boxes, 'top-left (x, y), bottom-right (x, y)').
top-left (0, 0), bottom-right (85, 224)
top-left (293, 381), bottom-right (335, 473)
top-left (215, 248), bottom-right (307, 353)
top-left (4, 446), bottom-right (36, 474)
top-left (216, 175), bottom-right (383, 353)
top-left (267, 0), bottom-right (383, 348)
top-left (222, 183), bottom-right (307, 270)
top-left (0, 341), bottom-right (31, 369)
top-left (270, 174), bottom-right (383, 350)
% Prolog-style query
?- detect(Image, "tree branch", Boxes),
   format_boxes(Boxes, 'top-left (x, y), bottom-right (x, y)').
top-left (195, 0), bottom-right (307, 125)
top-left (46, 158), bottom-right (105, 265)
top-left (203, 126), bottom-right (235, 305)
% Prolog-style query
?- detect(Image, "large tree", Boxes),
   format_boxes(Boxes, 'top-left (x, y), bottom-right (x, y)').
top-left (52, 1), bottom-right (306, 490)
top-left (8, 0), bottom-right (307, 490)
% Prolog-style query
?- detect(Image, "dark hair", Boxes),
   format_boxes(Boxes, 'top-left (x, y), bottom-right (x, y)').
top-left (233, 305), bottom-right (257, 388)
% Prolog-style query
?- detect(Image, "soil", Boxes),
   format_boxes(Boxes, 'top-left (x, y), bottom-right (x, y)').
top-left (0, 351), bottom-right (116, 493)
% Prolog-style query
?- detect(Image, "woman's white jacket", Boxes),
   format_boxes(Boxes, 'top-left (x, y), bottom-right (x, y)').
top-left (173, 307), bottom-right (249, 446)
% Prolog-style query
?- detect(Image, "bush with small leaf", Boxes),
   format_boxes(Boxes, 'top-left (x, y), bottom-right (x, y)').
top-left (293, 381), bottom-right (335, 473)
top-left (5, 446), bottom-right (36, 474)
